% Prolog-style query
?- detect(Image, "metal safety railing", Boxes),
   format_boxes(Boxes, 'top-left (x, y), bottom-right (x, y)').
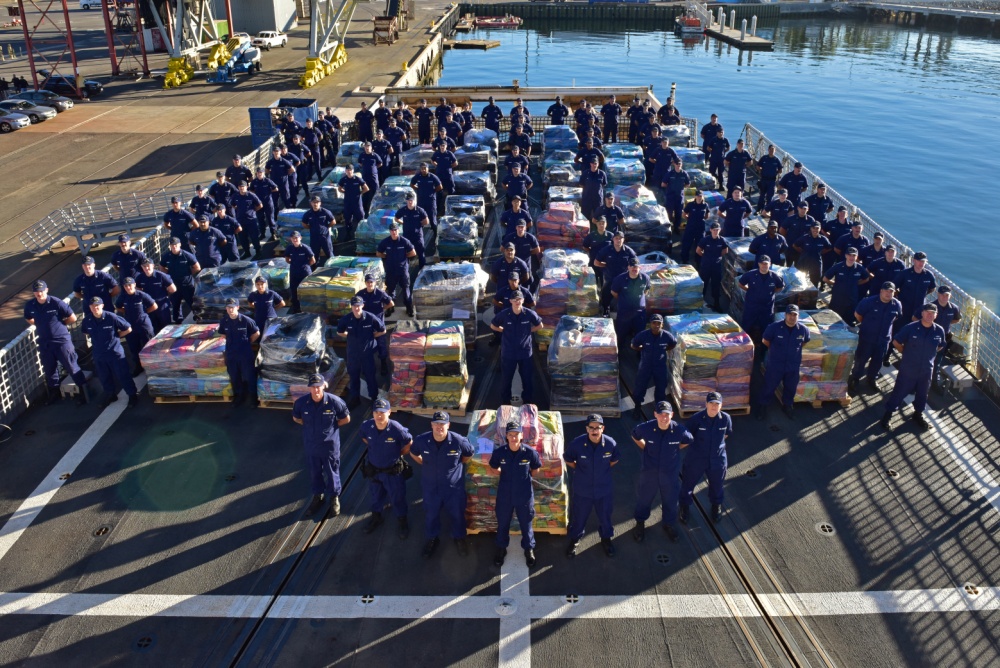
top-left (743, 123), bottom-right (999, 398)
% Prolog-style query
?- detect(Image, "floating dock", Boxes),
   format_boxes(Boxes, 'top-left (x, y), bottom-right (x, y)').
top-left (444, 39), bottom-right (502, 50)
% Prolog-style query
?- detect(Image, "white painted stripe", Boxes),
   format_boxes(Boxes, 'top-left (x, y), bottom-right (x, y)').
top-left (0, 589), bottom-right (996, 619)
top-left (498, 556), bottom-right (532, 668)
top-left (926, 413), bottom-right (1000, 514)
top-left (0, 378), bottom-right (146, 563)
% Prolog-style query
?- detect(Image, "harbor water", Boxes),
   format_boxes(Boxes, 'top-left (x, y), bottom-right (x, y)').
top-left (438, 17), bottom-right (1000, 310)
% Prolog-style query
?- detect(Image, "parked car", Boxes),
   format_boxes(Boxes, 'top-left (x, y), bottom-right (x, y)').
top-left (0, 110), bottom-right (31, 133)
top-left (10, 89), bottom-right (74, 112)
top-left (0, 99), bottom-right (57, 124)
top-left (37, 70), bottom-right (103, 98)
top-left (42, 78), bottom-right (88, 100)
top-left (252, 31), bottom-right (287, 50)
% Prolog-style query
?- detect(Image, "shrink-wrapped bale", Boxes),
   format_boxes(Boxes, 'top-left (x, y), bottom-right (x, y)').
top-left (666, 313), bottom-right (753, 412)
top-left (764, 309), bottom-right (857, 404)
top-left (297, 267), bottom-right (365, 317)
top-left (544, 161), bottom-right (579, 188)
top-left (436, 215), bottom-right (480, 258)
top-left (256, 313), bottom-right (342, 400)
top-left (412, 262), bottom-right (485, 342)
top-left (644, 262), bottom-right (705, 314)
top-left (612, 184), bottom-right (658, 209)
top-left (445, 195), bottom-right (486, 225)
top-left (543, 149), bottom-right (577, 169)
top-left (622, 204), bottom-right (672, 255)
top-left (660, 124), bottom-right (691, 146)
top-left (535, 250), bottom-right (600, 346)
top-left (536, 201), bottom-right (589, 249)
top-left (729, 266), bottom-right (818, 324)
top-left (453, 171), bottom-right (496, 199)
top-left (423, 321), bottom-right (469, 407)
top-left (604, 143), bottom-right (644, 159)
top-left (257, 258), bottom-right (290, 292)
top-left (400, 146), bottom-right (435, 175)
top-left (686, 169), bottom-right (717, 191)
top-left (337, 141), bottom-right (363, 166)
top-left (192, 261), bottom-right (261, 322)
top-left (388, 327), bottom-right (426, 409)
top-left (276, 208), bottom-right (310, 248)
top-left (547, 316), bottom-right (619, 409)
top-left (140, 323), bottom-right (231, 398)
top-left (464, 128), bottom-right (499, 151)
top-left (315, 166), bottom-right (348, 213)
top-left (454, 146), bottom-right (496, 173)
top-left (546, 186), bottom-right (582, 206)
top-left (323, 256), bottom-right (386, 289)
top-left (355, 208), bottom-right (395, 254)
top-left (674, 147), bottom-right (706, 170)
top-left (605, 157), bottom-right (646, 188)
top-left (371, 184), bottom-right (416, 212)
top-left (542, 125), bottom-right (579, 157)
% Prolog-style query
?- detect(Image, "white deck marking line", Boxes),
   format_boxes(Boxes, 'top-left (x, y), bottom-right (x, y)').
top-left (0, 588), bottom-right (996, 619)
top-left (0, 378), bottom-right (146, 564)
top-left (498, 555), bottom-right (532, 668)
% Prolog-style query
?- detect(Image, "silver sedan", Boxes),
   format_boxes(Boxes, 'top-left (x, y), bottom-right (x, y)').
top-left (9, 90), bottom-right (74, 113)
top-left (0, 99), bottom-right (57, 124)
top-left (0, 110), bottom-right (31, 133)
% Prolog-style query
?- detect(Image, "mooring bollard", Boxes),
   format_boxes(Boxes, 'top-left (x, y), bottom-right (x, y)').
top-left (741, 19), bottom-right (747, 41)
top-left (751, 15), bottom-right (758, 37)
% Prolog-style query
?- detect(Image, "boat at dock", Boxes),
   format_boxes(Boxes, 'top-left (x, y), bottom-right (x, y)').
top-left (474, 14), bottom-right (524, 28)
top-left (674, 12), bottom-right (705, 34)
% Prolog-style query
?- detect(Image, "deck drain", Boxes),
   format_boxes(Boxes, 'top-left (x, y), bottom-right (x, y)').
top-left (357, 594), bottom-right (376, 606)
top-left (93, 525), bottom-right (111, 537)
top-left (745, 468), bottom-right (759, 478)
top-left (224, 475), bottom-right (237, 482)
top-left (58, 473), bottom-right (71, 480)
top-left (887, 468), bottom-right (899, 479)
top-left (134, 635), bottom-right (156, 652)
top-left (655, 552), bottom-right (671, 565)
top-left (564, 594), bottom-right (581, 604)
top-left (511, 395), bottom-right (521, 402)
top-left (814, 522), bottom-right (836, 536)
top-left (495, 597), bottom-right (517, 616)
top-left (24, 430), bottom-right (35, 437)
top-left (963, 583), bottom-right (981, 597)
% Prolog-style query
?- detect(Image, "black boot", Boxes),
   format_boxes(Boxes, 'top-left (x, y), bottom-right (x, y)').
top-left (493, 547), bottom-right (507, 567)
top-left (663, 524), bottom-right (679, 542)
top-left (75, 385), bottom-right (89, 406)
top-left (633, 521), bottom-right (645, 543)
top-left (524, 549), bottom-right (536, 567)
top-left (421, 537), bottom-right (440, 558)
top-left (912, 413), bottom-right (930, 432)
top-left (305, 494), bottom-right (324, 516)
top-left (678, 505), bottom-right (690, 525)
top-left (601, 537), bottom-right (616, 557)
top-left (362, 511), bottom-right (383, 534)
top-left (847, 376), bottom-right (857, 396)
top-left (380, 359), bottom-right (389, 376)
top-left (710, 504), bottom-right (722, 523)
top-left (397, 516), bottom-right (410, 539)
top-left (45, 387), bottom-right (61, 405)
top-left (565, 540), bottom-right (580, 559)
top-left (326, 495), bottom-right (341, 517)
top-left (879, 412), bottom-right (892, 431)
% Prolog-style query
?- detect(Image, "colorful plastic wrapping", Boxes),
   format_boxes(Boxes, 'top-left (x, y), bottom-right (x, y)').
top-left (436, 215), bottom-right (480, 258)
top-left (452, 171), bottom-right (496, 199)
top-left (323, 256), bottom-right (385, 289)
top-left (464, 128), bottom-right (499, 150)
top-left (604, 143), bottom-right (644, 159)
top-left (605, 157), bottom-right (646, 188)
top-left (315, 166), bottom-right (348, 213)
top-left (535, 250), bottom-right (600, 346)
top-left (622, 203), bottom-right (672, 255)
top-left (728, 266), bottom-right (819, 324)
top-left (257, 258), bottom-right (290, 291)
top-left (256, 313), bottom-right (342, 401)
top-left (355, 208), bottom-right (396, 254)
top-left (412, 263), bottom-right (485, 342)
top-left (388, 320), bottom-right (469, 408)
top-left (612, 184), bottom-right (658, 209)
top-left (454, 146), bottom-right (496, 173)
top-left (536, 201), bottom-right (590, 249)
top-left (336, 141), bottom-right (363, 166)
top-left (445, 195), bottom-right (486, 225)
top-left (140, 323), bottom-right (231, 398)
top-left (400, 146), bottom-right (435, 175)
top-left (547, 316), bottom-right (620, 409)
top-left (543, 149), bottom-right (577, 169)
top-left (276, 208), bottom-right (310, 247)
top-left (192, 261), bottom-right (262, 322)
top-left (297, 267), bottom-right (365, 317)
top-left (666, 313), bottom-right (753, 412)
top-left (764, 309), bottom-right (857, 403)
top-left (258, 364), bottom-right (344, 403)
top-left (388, 325), bottom-right (427, 408)
top-left (371, 184), bottom-right (417, 212)
top-left (674, 147), bottom-right (706, 170)
top-left (542, 125), bottom-right (579, 157)
top-left (686, 169), bottom-right (717, 191)
top-left (465, 405), bottom-right (568, 533)
top-left (660, 124), bottom-right (691, 146)
top-left (546, 186), bottom-right (582, 206)
top-left (643, 262), bottom-right (705, 314)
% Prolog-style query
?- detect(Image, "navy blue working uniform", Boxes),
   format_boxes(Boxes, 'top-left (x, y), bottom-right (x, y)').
top-left (804, 191), bottom-right (834, 224)
top-left (579, 168), bottom-right (608, 220)
top-left (592, 202), bottom-right (626, 234)
top-left (699, 121), bottom-right (723, 153)
top-left (495, 284), bottom-right (535, 310)
top-left (661, 168), bottom-right (690, 227)
top-left (231, 192), bottom-right (263, 257)
top-left (225, 164), bottom-right (253, 187)
top-left (374, 105), bottom-right (392, 132)
top-left (824, 219), bottom-right (852, 253)
top-left (135, 269), bottom-right (174, 332)
top-left (502, 231), bottom-right (541, 290)
top-left (626, 103), bottom-right (645, 143)
top-left (163, 207), bottom-right (196, 232)
top-left (504, 152), bottom-right (530, 177)
top-left (377, 234), bottom-right (415, 310)
top-left (547, 101), bottom-right (570, 126)
top-left (759, 319), bottom-right (811, 410)
top-left (697, 235), bottom-right (728, 308)
top-left (81, 311), bottom-right (137, 399)
top-left (850, 294), bottom-right (902, 385)
top-left (357, 151), bottom-right (382, 211)
top-left (412, 431), bottom-right (475, 539)
top-left (632, 419), bottom-right (692, 527)
top-left (565, 433), bottom-right (621, 541)
top-left (491, 306), bottom-right (542, 405)
top-left (208, 180), bottom-right (238, 212)
top-left (502, 172), bottom-right (532, 209)
top-left (302, 206), bottom-right (336, 260)
top-left (247, 289), bottom-right (283, 333)
top-left (160, 248), bottom-right (198, 322)
top-left (410, 172), bottom-right (443, 225)
top-left (301, 126), bottom-right (323, 176)
top-left (355, 107), bottom-right (375, 142)
top-left (266, 155), bottom-right (295, 209)
top-left (933, 298), bottom-right (961, 382)
top-left (681, 199), bottom-right (711, 263)
top-left (724, 148), bottom-right (752, 194)
top-left (896, 267), bottom-right (937, 322)
top-left (834, 233), bottom-right (870, 258)
top-left (211, 213), bottom-right (241, 263)
top-left (576, 145), bottom-right (604, 169)
top-left (396, 204), bottom-right (430, 268)
top-left (339, 174), bottom-right (367, 233)
top-left (679, 408), bottom-right (733, 509)
top-left (24, 296), bottom-right (88, 391)
top-left (868, 256), bottom-right (905, 297)
top-left (286, 143), bottom-right (312, 195)
top-left (293, 392), bottom-right (350, 498)
top-left (218, 313), bottom-right (259, 400)
top-left (416, 106), bottom-right (435, 142)
top-left (111, 247), bottom-right (147, 280)
top-left (490, 442), bottom-right (541, 550)
top-left (337, 310), bottom-right (385, 402)
top-left (357, 285), bottom-right (393, 360)
top-left (500, 208), bottom-right (532, 236)
top-left (765, 198), bottom-right (796, 234)
top-left (582, 229), bottom-right (614, 276)
top-left (250, 177), bottom-right (278, 238)
top-left (739, 269), bottom-right (785, 339)
top-left (885, 320), bottom-right (946, 416)
top-left (706, 135), bottom-right (730, 185)
top-left (632, 327), bottom-right (678, 405)
top-left (778, 171), bottom-right (809, 205)
top-left (73, 271), bottom-right (118, 314)
top-left (794, 233), bottom-right (831, 286)
top-left (610, 271), bottom-right (651, 342)
top-left (748, 233), bottom-right (789, 267)
top-left (859, 242), bottom-right (887, 270)
top-left (431, 149), bottom-right (457, 195)
top-left (756, 154), bottom-right (783, 208)
top-left (384, 126), bottom-right (407, 166)
top-left (508, 131), bottom-right (531, 154)
top-left (601, 101), bottom-right (622, 143)
top-left (188, 194), bottom-right (216, 220)
top-left (361, 418), bottom-right (413, 519)
top-left (718, 197), bottom-right (753, 237)
top-left (188, 226), bottom-right (227, 268)
top-left (595, 243), bottom-right (637, 311)
top-left (824, 261), bottom-right (868, 324)
top-left (477, 102), bottom-right (499, 133)
top-left (285, 243), bottom-right (315, 312)
top-left (782, 214), bottom-right (815, 252)
top-left (492, 255), bottom-right (531, 287)
top-left (115, 290), bottom-right (155, 363)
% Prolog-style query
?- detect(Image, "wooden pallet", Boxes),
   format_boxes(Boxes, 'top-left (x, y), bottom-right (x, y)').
top-left (395, 375), bottom-right (474, 417)
top-left (549, 395), bottom-right (622, 419)
top-left (259, 374), bottom-right (350, 409)
top-left (671, 394), bottom-right (751, 419)
top-left (153, 393), bottom-right (232, 404)
top-left (775, 387), bottom-right (851, 409)
top-left (427, 249), bottom-right (482, 265)
top-left (467, 525), bottom-right (567, 536)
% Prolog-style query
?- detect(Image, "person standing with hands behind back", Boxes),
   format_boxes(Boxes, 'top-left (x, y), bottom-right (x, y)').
top-left (489, 422), bottom-right (542, 568)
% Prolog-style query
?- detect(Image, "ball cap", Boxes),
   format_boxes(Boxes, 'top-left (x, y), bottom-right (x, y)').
top-left (649, 313), bottom-right (663, 323)
top-left (509, 292), bottom-right (524, 301)
top-left (307, 373), bottom-right (326, 387)
top-left (846, 247), bottom-right (859, 255)
top-left (502, 241), bottom-right (515, 250)
top-left (810, 221), bottom-right (822, 228)
top-left (796, 201), bottom-right (809, 209)
top-left (851, 220), bottom-right (863, 227)
top-left (254, 276), bottom-right (266, 284)
top-left (195, 184), bottom-right (204, 191)
top-left (786, 304), bottom-right (800, 314)
top-left (838, 205), bottom-right (849, 212)
top-left (388, 222), bottom-right (399, 231)
top-left (767, 221), bottom-right (778, 228)
top-left (170, 196), bottom-right (180, 204)
top-left (654, 400), bottom-right (673, 414)
top-left (922, 303), bottom-right (938, 312)
top-left (614, 230), bottom-right (626, 238)
top-left (913, 251), bottom-right (928, 260)
top-left (140, 258), bottom-right (153, 266)
top-left (732, 185), bottom-right (743, 192)
top-left (628, 257), bottom-right (640, 266)
top-left (89, 296), bottom-right (104, 306)
top-left (197, 214), bottom-right (210, 222)
top-left (364, 273), bottom-right (375, 282)
top-left (510, 195), bottom-right (522, 202)
top-left (881, 281), bottom-right (896, 290)
top-left (709, 222), bottom-right (721, 229)
top-left (83, 256), bottom-right (96, 265)
top-left (432, 410), bottom-right (452, 424)
top-left (793, 161), bottom-right (803, 168)
top-left (169, 236), bottom-right (182, 244)
top-left (118, 234), bottom-right (130, 243)
top-left (373, 398), bottom-right (391, 412)
top-left (290, 230), bottom-right (302, 238)
top-left (310, 195), bottom-right (321, 202)
top-left (404, 191), bottom-right (416, 200)
top-left (938, 285), bottom-right (952, 294)
top-left (586, 413), bottom-right (604, 425)
top-left (706, 391), bottom-right (723, 404)
top-left (604, 192), bottom-right (615, 199)
top-left (504, 420), bottom-right (521, 433)
top-left (122, 277), bottom-right (136, 286)
top-left (225, 297), bottom-right (239, 307)
top-left (515, 220), bottom-right (526, 227)
top-left (32, 280), bottom-right (47, 291)
top-left (350, 296), bottom-right (364, 306)
top-left (757, 254), bottom-right (771, 263)
top-left (874, 232), bottom-right (884, 239)
top-left (216, 171), bottom-right (224, 177)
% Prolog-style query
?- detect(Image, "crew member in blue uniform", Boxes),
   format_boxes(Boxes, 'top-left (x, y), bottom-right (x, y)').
top-left (135, 258), bottom-right (175, 333)
top-left (434, 126), bottom-right (457, 152)
top-left (231, 181), bottom-right (263, 259)
top-left (833, 221), bottom-right (870, 260)
top-left (594, 231), bottom-right (637, 316)
top-left (706, 128), bottom-right (730, 189)
top-left (337, 296), bottom-right (386, 407)
top-left (895, 251), bottom-right (937, 325)
top-left (719, 186), bottom-right (753, 237)
top-left (756, 304), bottom-right (811, 420)
top-left (250, 168), bottom-right (279, 241)
top-left (582, 216), bottom-right (614, 287)
top-left (431, 141), bottom-right (458, 197)
top-left (280, 113), bottom-right (302, 144)
top-left (395, 192), bottom-right (430, 270)
top-left (631, 401), bottom-right (692, 542)
top-left (880, 303), bottom-right (946, 432)
top-left (490, 292), bottom-right (542, 405)
top-left (738, 254), bottom-right (785, 350)
top-left (657, 102), bottom-right (681, 127)
top-left (822, 247), bottom-right (870, 325)
top-left (679, 392), bottom-right (733, 523)
top-left (565, 414), bottom-right (621, 558)
top-left (600, 94), bottom-right (621, 143)
top-left (265, 146), bottom-right (296, 210)
top-left (370, 128), bottom-right (391, 181)
top-left (188, 215), bottom-right (227, 269)
top-left (293, 373), bottom-right (351, 517)
top-left (415, 99), bottom-right (435, 143)
top-left (376, 223), bottom-right (417, 317)
top-left (749, 222), bottom-right (789, 267)
top-left (187, 186), bottom-right (215, 222)
top-left (724, 139), bottom-right (753, 196)
top-left (574, 136), bottom-right (604, 170)
top-left (111, 234), bottom-right (146, 280)
top-left (210, 203), bottom-right (241, 263)
top-left (356, 143), bottom-right (382, 214)
top-left (247, 276), bottom-right (284, 334)
top-left (81, 297), bottom-right (138, 409)
top-left (114, 277), bottom-right (156, 377)
top-left (504, 145), bottom-right (530, 178)
top-left (501, 219), bottom-right (542, 291)
top-left (792, 220), bottom-right (831, 286)
top-left (930, 286), bottom-right (961, 391)
top-left (696, 223), bottom-right (728, 312)
top-left (630, 314), bottom-right (678, 418)
top-left (491, 273), bottom-right (536, 349)
top-left (756, 144), bottom-right (783, 209)
top-left (680, 190), bottom-right (711, 265)
top-left (301, 119), bottom-right (323, 177)
top-left (357, 273), bottom-right (393, 375)
top-left (660, 159), bottom-right (690, 231)
top-left (208, 172), bottom-right (238, 212)
top-left (374, 98), bottom-right (392, 133)
top-left (823, 208), bottom-right (853, 263)
top-left (73, 256), bottom-right (119, 315)
top-left (500, 195), bottom-right (532, 236)
top-left (699, 114), bottom-right (723, 154)
top-left (867, 245), bottom-right (905, 301)
top-left (475, 95), bottom-right (498, 134)
top-left (159, 237), bottom-right (200, 323)
top-left (579, 158), bottom-right (608, 221)
top-left (411, 411), bottom-right (475, 558)
top-left (547, 95), bottom-right (570, 126)
top-left (384, 117), bottom-right (407, 171)
top-left (288, 135), bottom-right (314, 197)
top-left (225, 154), bottom-right (253, 187)
top-left (778, 162), bottom-right (809, 206)
top-left (217, 297), bottom-right (260, 406)
top-left (337, 163), bottom-right (368, 242)
top-left (302, 195), bottom-right (336, 263)
top-left (859, 233), bottom-right (887, 274)
top-left (626, 96), bottom-right (644, 144)
top-left (848, 281), bottom-right (902, 395)
top-left (359, 399), bottom-right (413, 539)
top-left (648, 138), bottom-right (677, 195)
top-left (764, 189), bottom-right (796, 251)
top-left (439, 110), bottom-right (464, 145)
top-left (489, 421), bottom-right (541, 567)
top-left (641, 129), bottom-right (663, 176)
top-left (610, 257), bottom-right (651, 345)
top-left (24, 280), bottom-right (89, 406)
top-left (501, 162), bottom-right (533, 210)
top-left (355, 102), bottom-right (375, 142)
top-left (781, 201), bottom-right (817, 268)
top-left (492, 241), bottom-right (531, 289)
top-left (592, 193), bottom-right (625, 235)
top-left (804, 182), bottom-right (834, 226)
top-left (410, 162), bottom-right (443, 226)
top-left (285, 231), bottom-right (316, 314)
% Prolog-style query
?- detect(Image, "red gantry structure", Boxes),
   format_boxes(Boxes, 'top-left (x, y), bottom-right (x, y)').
top-left (16, 0), bottom-right (82, 97)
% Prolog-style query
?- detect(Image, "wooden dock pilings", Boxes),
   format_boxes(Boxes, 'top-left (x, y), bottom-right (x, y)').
top-left (457, 2), bottom-right (781, 25)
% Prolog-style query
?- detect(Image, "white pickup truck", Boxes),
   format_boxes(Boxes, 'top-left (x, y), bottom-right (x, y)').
top-left (252, 31), bottom-right (287, 50)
